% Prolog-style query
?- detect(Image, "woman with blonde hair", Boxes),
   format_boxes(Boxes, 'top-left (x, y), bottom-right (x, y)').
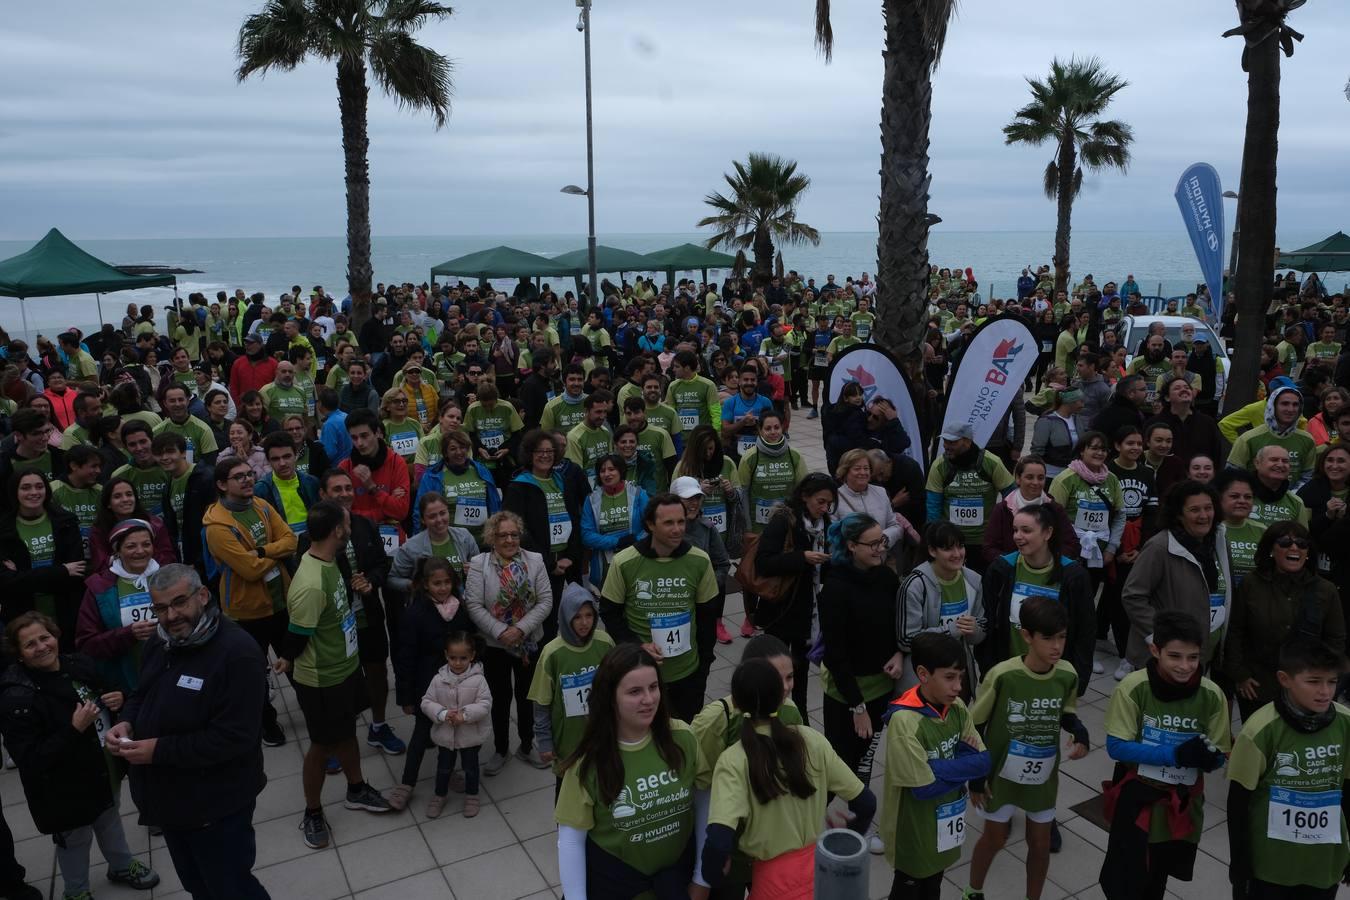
top-left (381, 386), bottom-right (424, 471)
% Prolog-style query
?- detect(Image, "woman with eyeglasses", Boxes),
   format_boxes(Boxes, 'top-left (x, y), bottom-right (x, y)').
top-left (282, 414), bottom-right (330, 480)
top-left (1225, 521), bottom-right (1345, 720)
top-left (502, 429), bottom-right (586, 598)
top-left (381, 387), bottom-right (424, 478)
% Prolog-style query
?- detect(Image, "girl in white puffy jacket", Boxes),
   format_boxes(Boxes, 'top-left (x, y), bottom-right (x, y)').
top-left (420, 632), bottom-right (493, 819)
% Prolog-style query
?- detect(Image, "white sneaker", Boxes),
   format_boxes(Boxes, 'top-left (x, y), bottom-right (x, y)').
top-left (1113, 659), bottom-right (1134, 681)
top-left (1092, 659), bottom-right (1105, 675)
top-left (481, 751), bottom-right (508, 776)
top-left (867, 824), bottom-right (884, 855)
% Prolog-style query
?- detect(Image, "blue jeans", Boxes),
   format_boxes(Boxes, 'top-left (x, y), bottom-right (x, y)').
top-left (161, 802), bottom-right (270, 900)
top-left (434, 746), bottom-right (479, 797)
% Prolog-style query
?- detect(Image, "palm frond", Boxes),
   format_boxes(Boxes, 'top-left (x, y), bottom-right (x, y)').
top-left (699, 153), bottom-right (818, 253)
top-left (377, 0), bottom-right (453, 31)
top-left (814, 0), bottom-right (833, 62)
top-left (1042, 160), bottom-right (1059, 199)
top-left (1071, 166), bottom-right (1084, 199)
top-left (368, 31), bottom-right (454, 127)
top-left (236, 0), bottom-right (313, 80)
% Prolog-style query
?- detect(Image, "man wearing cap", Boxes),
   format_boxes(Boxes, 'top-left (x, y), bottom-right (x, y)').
top-left (228, 333), bottom-right (277, 407)
top-left (925, 423), bottom-right (1014, 575)
top-left (398, 360), bottom-right (438, 431)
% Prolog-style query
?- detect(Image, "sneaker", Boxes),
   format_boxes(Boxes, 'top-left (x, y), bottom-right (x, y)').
top-left (739, 618), bottom-right (756, 639)
top-left (1092, 659), bottom-right (1105, 675)
top-left (300, 811), bottom-right (330, 849)
top-left (806, 407), bottom-right (819, 419)
top-left (386, 784), bottom-right (412, 811)
top-left (325, 755), bottom-right (342, 775)
top-left (425, 794), bottom-right (446, 819)
top-left (107, 859), bottom-right (160, 890)
top-left (866, 822), bottom-right (883, 855)
top-left (961, 890), bottom-right (985, 900)
top-left (62, 891), bottom-right (92, 900)
top-left (715, 620), bottom-right (733, 645)
top-left (0, 887), bottom-right (42, 900)
top-left (1049, 819), bottom-right (1063, 854)
top-left (463, 795), bottom-right (480, 818)
top-left (450, 770), bottom-right (466, 793)
top-left (367, 723), bottom-right (407, 755)
top-left (1113, 658), bottom-right (1134, 681)
top-left (482, 751), bottom-right (508, 776)
top-left (516, 746), bottom-right (551, 770)
top-left (261, 719), bottom-right (286, 748)
top-left (344, 783), bottom-right (393, 814)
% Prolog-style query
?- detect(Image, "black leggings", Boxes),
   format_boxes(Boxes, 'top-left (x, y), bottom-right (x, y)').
top-left (1097, 562), bottom-right (1131, 654)
top-left (482, 646), bottom-right (533, 756)
top-left (822, 693), bottom-right (889, 784)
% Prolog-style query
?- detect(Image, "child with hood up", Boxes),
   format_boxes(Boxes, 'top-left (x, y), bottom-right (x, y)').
top-left (527, 582), bottom-right (614, 792)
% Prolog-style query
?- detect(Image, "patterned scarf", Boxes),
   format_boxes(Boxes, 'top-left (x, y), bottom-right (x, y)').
top-left (491, 553), bottom-right (533, 625)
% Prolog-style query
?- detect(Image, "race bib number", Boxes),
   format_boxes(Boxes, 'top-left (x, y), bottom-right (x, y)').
top-left (935, 796), bottom-right (967, 853)
top-left (650, 611), bottom-right (692, 657)
top-left (1267, 787), bottom-right (1341, 845)
top-left (480, 429), bottom-right (505, 450)
top-left (549, 511), bottom-right (573, 545)
top-left (1137, 724), bottom-right (1199, 786)
top-left (1041, 340), bottom-right (1053, 353)
top-left (454, 497), bottom-right (486, 528)
top-left (1319, 553), bottom-right (1332, 575)
top-left (855, 323), bottom-right (871, 340)
top-left (561, 670), bottom-right (595, 718)
top-left (183, 439), bottom-right (196, 465)
top-left (948, 497), bottom-right (984, 528)
top-left (341, 608), bottom-right (359, 658)
top-left (1074, 499), bottom-right (1107, 532)
top-left (755, 498), bottom-right (776, 525)
top-left (938, 596), bottom-right (969, 630)
top-left (379, 525), bottom-right (400, 557)
top-left (738, 432), bottom-right (757, 455)
top-left (998, 740), bottom-right (1055, 785)
top-left (771, 359), bottom-right (785, 375)
top-left (118, 591), bottom-right (155, 628)
top-left (390, 432), bottom-right (418, 456)
top-left (1009, 582), bottom-right (1058, 631)
top-left (813, 349), bottom-right (828, 368)
top-left (1208, 593), bottom-right (1226, 633)
top-left (93, 708), bottom-right (114, 748)
top-left (678, 408), bottom-right (700, 430)
top-left (704, 502), bottom-right (727, 534)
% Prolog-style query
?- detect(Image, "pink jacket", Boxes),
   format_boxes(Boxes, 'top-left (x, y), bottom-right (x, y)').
top-left (420, 661), bottom-right (492, 750)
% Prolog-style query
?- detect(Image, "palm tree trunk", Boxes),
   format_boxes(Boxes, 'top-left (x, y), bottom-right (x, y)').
top-left (875, 0), bottom-right (937, 365)
top-left (337, 58), bottom-right (374, 333)
top-left (1052, 139), bottom-right (1075, 298)
top-left (752, 228), bottom-right (775, 286)
top-left (1224, 31), bottom-right (1280, 413)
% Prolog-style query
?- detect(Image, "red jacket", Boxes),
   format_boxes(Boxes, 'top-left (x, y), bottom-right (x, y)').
top-left (228, 355), bottom-right (277, 406)
top-left (340, 445), bottom-right (411, 533)
top-left (44, 388), bottom-right (78, 430)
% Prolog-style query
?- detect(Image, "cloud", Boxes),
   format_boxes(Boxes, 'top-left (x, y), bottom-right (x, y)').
top-left (0, 0), bottom-right (1345, 240)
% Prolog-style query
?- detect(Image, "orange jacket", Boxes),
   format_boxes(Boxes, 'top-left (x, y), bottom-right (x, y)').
top-left (202, 498), bottom-right (297, 621)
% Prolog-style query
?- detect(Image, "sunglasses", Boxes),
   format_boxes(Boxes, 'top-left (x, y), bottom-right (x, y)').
top-left (1274, 536), bottom-right (1311, 550)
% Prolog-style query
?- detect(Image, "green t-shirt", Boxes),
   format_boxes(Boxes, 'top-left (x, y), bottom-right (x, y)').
top-left (880, 696), bottom-right (982, 877)
top-left (1224, 520), bottom-right (1267, 586)
top-left (533, 475), bottom-right (571, 553)
top-left (758, 337), bottom-right (792, 380)
top-left (1228, 701), bottom-right (1350, 888)
top-left (970, 657), bottom-right (1081, 814)
top-left (675, 457), bottom-right (739, 536)
top-left (1048, 469), bottom-right (1123, 545)
top-left (286, 553), bottom-right (360, 688)
top-left (539, 394), bottom-right (588, 434)
top-left (1228, 425), bottom-right (1317, 487)
top-left (231, 506), bottom-right (286, 612)
top-left (849, 312), bottom-right (876, 342)
top-left (1248, 489), bottom-right (1309, 528)
top-left (737, 447), bottom-right (804, 533)
top-left (1306, 341), bottom-right (1341, 362)
top-left (16, 514), bottom-right (56, 618)
top-left (10, 450), bottom-right (53, 478)
top-left (383, 418), bottom-right (423, 461)
top-left (261, 383), bottom-right (309, 425)
top-left (167, 470), bottom-right (192, 550)
top-left (600, 545), bottom-right (719, 683)
top-left (428, 536), bottom-right (467, 581)
top-left (924, 452), bottom-right (1014, 544)
top-left (1127, 357), bottom-right (1171, 404)
top-left (565, 423), bottom-right (614, 487)
top-left (1104, 668), bottom-right (1232, 842)
top-left (634, 425), bottom-right (675, 492)
top-left (464, 401), bottom-right (523, 453)
top-left (440, 465), bottom-right (490, 542)
top-left (153, 416), bottom-right (218, 465)
top-left (52, 480), bottom-right (100, 556)
top-left (554, 722), bottom-right (706, 876)
top-left (595, 489), bottom-right (632, 535)
top-left (826, 335), bottom-right (859, 358)
top-left (644, 403), bottom-right (682, 443)
top-left (1008, 557), bottom-right (1059, 658)
top-left (526, 630), bottom-right (616, 772)
top-left (665, 376), bottom-right (720, 432)
top-left (113, 463), bottom-right (170, 516)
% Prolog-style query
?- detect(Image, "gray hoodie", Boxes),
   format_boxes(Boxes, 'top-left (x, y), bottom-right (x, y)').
top-left (896, 561), bottom-right (986, 690)
top-left (387, 526), bottom-right (480, 595)
top-left (533, 583), bottom-right (604, 753)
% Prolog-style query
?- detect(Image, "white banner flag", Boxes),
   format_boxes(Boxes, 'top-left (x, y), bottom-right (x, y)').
top-left (826, 344), bottom-right (925, 468)
top-left (942, 315), bottom-right (1037, 447)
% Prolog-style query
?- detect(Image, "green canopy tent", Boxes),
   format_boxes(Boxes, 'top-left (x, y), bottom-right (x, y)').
top-left (1277, 231), bottom-right (1350, 273)
top-left (429, 245), bottom-right (581, 283)
top-left (0, 228), bottom-right (177, 341)
top-left (643, 243), bottom-right (738, 288)
top-left (549, 246), bottom-right (662, 302)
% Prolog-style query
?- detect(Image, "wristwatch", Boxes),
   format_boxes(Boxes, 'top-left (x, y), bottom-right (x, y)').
top-left (850, 703), bottom-right (867, 716)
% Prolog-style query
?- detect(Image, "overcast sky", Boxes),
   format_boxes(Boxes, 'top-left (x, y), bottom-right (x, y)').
top-left (1, 0), bottom-right (1345, 241)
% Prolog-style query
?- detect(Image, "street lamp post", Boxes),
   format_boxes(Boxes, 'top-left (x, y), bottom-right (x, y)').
top-left (578, 0), bottom-right (598, 314)
top-left (1223, 190), bottom-right (1240, 286)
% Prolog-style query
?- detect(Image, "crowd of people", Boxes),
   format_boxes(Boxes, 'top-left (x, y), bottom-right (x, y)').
top-left (0, 263), bottom-right (1344, 900)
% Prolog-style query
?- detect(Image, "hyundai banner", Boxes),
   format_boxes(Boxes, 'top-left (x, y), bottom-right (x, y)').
top-left (941, 315), bottom-right (1038, 447)
top-left (1174, 162), bottom-right (1226, 320)
top-left (826, 344), bottom-right (925, 468)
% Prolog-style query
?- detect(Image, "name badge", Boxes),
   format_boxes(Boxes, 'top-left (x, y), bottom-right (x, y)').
top-left (177, 675), bottom-right (204, 691)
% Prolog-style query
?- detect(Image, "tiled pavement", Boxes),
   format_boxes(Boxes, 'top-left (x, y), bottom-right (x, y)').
top-left (9, 410), bottom-right (1345, 899)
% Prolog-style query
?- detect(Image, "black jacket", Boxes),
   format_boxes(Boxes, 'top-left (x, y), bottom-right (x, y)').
top-left (0, 506), bottom-right (86, 645)
top-left (752, 507), bottom-right (821, 642)
top-left (159, 462), bottom-right (218, 573)
top-left (121, 615), bottom-right (267, 828)
top-left (392, 595), bottom-right (475, 708)
top-left (816, 562), bottom-right (900, 708)
top-left (0, 655), bottom-right (115, 833)
top-left (980, 553), bottom-right (1096, 695)
top-left (518, 373), bottom-right (553, 431)
top-left (1090, 394), bottom-right (1146, 445)
top-left (1298, 476), bottom-right (1350, 601)
top-left (502, 471), bottom-right (586, 580)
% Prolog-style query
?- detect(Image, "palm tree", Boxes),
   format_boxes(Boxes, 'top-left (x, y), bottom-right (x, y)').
top-left (1221, 0), bottom-right (1305, 412)
top-left (1003, 57), bottom-right (1133, 299)
top-left (697, 153), bottom-right (820, 287)
top-left (812, 0), bottom-right (959, 360)
top-left (236, 0), bottom-right (453, 331)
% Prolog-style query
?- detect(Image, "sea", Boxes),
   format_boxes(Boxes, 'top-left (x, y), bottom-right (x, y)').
top-left (1, 229), bottom-right (1342, 343)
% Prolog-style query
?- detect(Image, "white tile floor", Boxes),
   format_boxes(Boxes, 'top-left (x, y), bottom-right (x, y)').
top-left (8, 410), bottom-right (1345, 899)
